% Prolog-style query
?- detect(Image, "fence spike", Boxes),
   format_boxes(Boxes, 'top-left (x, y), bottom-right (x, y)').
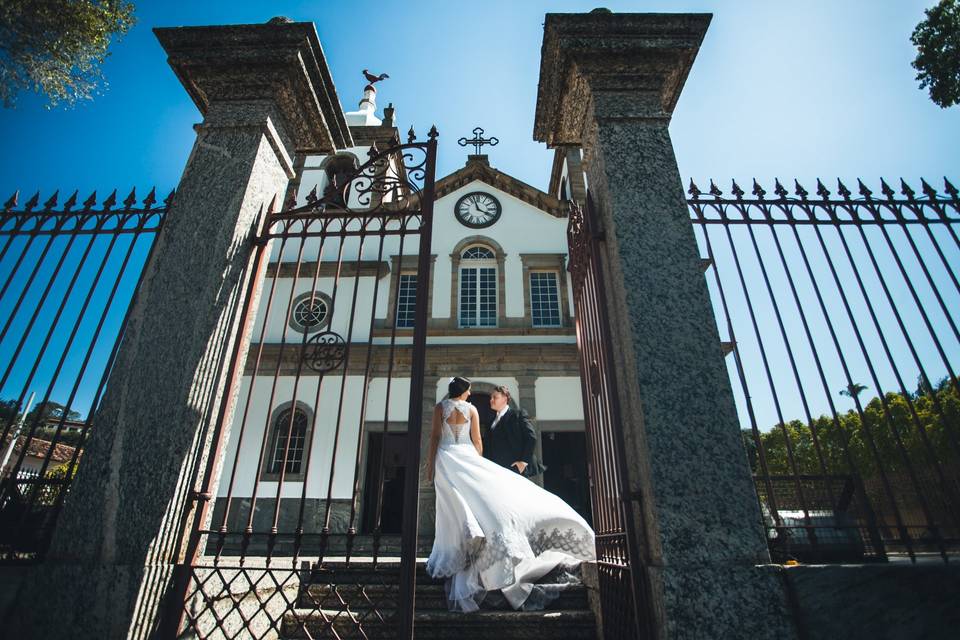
top-left (123, 187), bottom-right (137, 210)
top-left (62, 190), bottom-right (79, 211)
top-left (305, 184), bottom-right (318, 205)
top-left (367, 141), bottom-right (379, 158)
top-left (857, 179), bottom-right (873, 199)
top-left (142, 187), bottom-right (157, 210)
top-left (687, 178), bottom-right (702, 199)
top-left (163, 189), bottom-right (176, 207)
top-left (752, 178), bottom-right (766, 199)
top-left (899, 178), bottom-right (916, 200)
top-left (816, 179), bottom-right (831, 199)
top-left (880, 178), bottom-right (895, 200)
top-left (3, 190), bottom-right (18, 211)
top-left (43, 190), bottom-right (59, 210)
top-left (794, 179), bottom-right (808, 199)
top-left (407, 126), bottom-right (416, 143)
top-left (836, 179), bottom-right (851, 200)
top-left (24, 191), bottom-right (40, 211)
top-left (709, 179), bottom-right (723, 197)
top-left (944, 177), bottom-right (959, 199)
top-left (920, 178), bottom-right (937, 200)
top-left (102, 189), bottom-right (117, 210)
top-left (428, 124), bottom-right (439, 138)
top-left (773, 178), bottom-right (788, 199)
top-left (267, 193), bottom-right (278, 213)
top-left (730, 179), bottom-right (745, 199)
top-left (82, 191), bottom-right (97, 211)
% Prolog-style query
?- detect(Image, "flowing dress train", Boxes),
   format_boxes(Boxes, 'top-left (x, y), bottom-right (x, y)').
top-left (425, 398), bottom-right (596, 612)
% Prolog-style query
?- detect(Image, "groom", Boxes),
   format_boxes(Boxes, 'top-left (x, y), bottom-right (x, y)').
top-left (484, 386), bottom-right (545, 478)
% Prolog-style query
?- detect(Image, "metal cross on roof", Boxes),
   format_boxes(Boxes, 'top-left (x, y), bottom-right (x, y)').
top-left (458, 127), bottom-right (499, 155)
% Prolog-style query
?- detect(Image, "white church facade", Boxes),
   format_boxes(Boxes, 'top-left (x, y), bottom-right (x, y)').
top-left (212, 84), bottom-right (591, 541)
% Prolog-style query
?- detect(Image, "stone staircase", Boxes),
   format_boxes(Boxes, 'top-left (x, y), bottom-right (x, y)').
top-left (279, 559), bottom-right (598, 639)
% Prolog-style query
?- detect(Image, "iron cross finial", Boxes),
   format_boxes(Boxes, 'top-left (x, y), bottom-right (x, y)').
top-left (458, 127), bottom-right (499, 155)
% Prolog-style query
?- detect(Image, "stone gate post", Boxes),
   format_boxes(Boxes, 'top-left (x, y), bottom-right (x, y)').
top-left (4, 21), bottom-right (350, 639)
top-left (535, 12), bottom-right (797, 639)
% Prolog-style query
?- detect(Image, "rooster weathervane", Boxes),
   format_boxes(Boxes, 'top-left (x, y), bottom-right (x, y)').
top-left (362, 69), bottom-right (389, 88)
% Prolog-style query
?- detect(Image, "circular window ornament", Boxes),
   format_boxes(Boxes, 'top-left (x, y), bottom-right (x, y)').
top-left (289, 292), bottom-right (332, 334)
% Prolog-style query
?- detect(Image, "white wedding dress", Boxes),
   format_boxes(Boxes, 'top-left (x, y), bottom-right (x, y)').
top-left (425, 398), bottom-right (596, 612)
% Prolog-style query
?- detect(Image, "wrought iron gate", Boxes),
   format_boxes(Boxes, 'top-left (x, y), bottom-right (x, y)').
top-left (567, 194), bottom-right (654, 640)
top-left (171, 130), bottom-right (438, 639)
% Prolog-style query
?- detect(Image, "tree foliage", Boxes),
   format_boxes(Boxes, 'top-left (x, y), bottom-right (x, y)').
top-left (0, 0), bottom-right (135, 108)
top-left (744, 377), bottom-right (960, 478)
top-left (911, 0), bottom-right (960, 108)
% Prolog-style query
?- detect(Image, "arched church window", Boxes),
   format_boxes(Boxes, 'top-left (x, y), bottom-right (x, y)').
top-left (267, 407), bottom-right (309, 476)
top-left (461, 246), bottom-right (495, 260)
top-left (288, 291), bottom-right (332, 334)
top-left (459, 244), bottom-right (497, 328)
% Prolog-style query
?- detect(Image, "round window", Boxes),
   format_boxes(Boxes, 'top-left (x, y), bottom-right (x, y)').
top-left (289, 292), bottom-right (332, 333)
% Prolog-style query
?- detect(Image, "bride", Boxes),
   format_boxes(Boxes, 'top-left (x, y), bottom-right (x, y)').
top-left (425, 376), bottom-right (596, 612)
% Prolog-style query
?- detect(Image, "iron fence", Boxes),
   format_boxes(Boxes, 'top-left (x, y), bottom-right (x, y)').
top-left (689, 177), bottom-right (960, 563)
top-left (0, 189), bottom-right (168, 562)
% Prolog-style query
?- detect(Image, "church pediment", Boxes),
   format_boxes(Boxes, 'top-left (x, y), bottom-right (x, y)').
top-left (434, 155), bottom-right (566, 218)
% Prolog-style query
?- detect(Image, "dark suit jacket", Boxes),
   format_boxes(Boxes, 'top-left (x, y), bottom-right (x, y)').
top-left (483, 407), bottom-right (546, 477)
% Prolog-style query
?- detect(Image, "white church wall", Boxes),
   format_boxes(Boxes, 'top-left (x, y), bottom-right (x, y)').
top-left (250, 276), bottom-right (386, 343)
top-left (364, 377), bottom-right (412, 423)
top-left (217, 374), bottom-right (384, 500)
top-left (535, 377), bottom-right (585, 421)
top-left (431, 179), bottom-right (570, 323)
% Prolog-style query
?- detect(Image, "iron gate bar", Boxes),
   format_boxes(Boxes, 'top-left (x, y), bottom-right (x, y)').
top-left (397, 125), bottom-right (439, 640)
top-left (688, 177), bottom-right (960, 563)
top-left (0, 189), bottom-right (168, 563)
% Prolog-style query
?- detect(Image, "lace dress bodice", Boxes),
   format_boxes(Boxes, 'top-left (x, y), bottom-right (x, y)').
top-left (440, 399), bottom-right (473, 446)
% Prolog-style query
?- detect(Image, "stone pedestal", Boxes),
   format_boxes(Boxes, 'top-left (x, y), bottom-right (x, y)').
top-left (2, 21), bottom-right (349, 639)
top-left (535, 12), bottom-right (796, 639)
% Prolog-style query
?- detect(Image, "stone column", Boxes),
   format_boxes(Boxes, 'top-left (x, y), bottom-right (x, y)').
top-left (4, 21), bottom-right (351, 639)
top-left (516, 374), bottom-right (544, 487)
top-left (418, 377), bottom-right (443, 536)
top-left (535, 12), bottom-right (796, 639)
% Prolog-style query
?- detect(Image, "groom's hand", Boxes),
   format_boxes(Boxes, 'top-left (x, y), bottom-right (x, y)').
top-left (511, 461), bottom-right (527, 474)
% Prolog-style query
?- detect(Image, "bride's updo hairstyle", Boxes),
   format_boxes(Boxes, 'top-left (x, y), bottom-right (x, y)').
top-left (448, 376), bottom-right (471, 398)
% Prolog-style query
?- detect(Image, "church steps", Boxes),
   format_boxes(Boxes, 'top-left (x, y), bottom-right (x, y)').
top-left (297, 582), bottom-right (590, 611)
top-left (280, 609), bottom-right (597, 639)
top-left (282, 559), bottom-right (598, 638)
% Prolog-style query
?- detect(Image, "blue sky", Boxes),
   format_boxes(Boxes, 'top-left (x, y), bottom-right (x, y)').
top-left (0, 0), bottom-right (956, 195)
top-left (0, 0), bottom-right (957, 429)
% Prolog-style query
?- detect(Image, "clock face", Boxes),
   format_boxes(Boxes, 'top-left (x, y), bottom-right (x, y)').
top-left (455, 192), bottom-right (502, 228)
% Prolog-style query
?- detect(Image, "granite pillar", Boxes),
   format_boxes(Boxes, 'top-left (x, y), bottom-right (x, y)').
top-left (2, 21), bottom-right (350, 639)
top-left (535, 12), bottom-right (797, 639)
top-left (418, 377), bottom-right (443, 536)
top-left (517, 374), bottom-right (544, 487)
